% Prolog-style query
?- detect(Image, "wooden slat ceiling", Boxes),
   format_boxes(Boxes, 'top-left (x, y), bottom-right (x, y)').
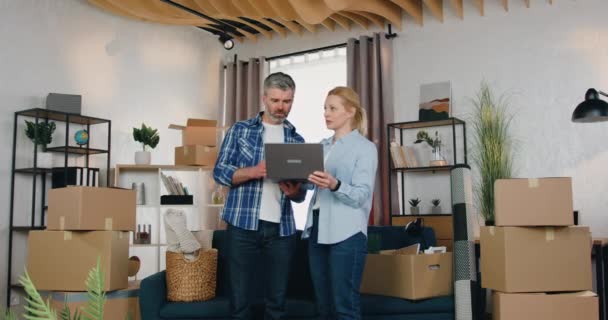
top-left (88, 0), bottom-right (554, 43)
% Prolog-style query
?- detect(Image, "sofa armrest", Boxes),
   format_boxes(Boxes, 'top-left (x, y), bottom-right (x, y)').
top-left (140, 271), bottom-right (167, 320)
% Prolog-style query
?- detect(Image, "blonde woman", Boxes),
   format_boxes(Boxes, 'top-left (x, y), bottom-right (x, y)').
top-left (303, 86), bottom-right (378, 320)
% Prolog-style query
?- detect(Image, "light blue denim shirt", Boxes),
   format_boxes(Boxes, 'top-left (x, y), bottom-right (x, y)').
top-left (302, 130), bottom-right (378, 244)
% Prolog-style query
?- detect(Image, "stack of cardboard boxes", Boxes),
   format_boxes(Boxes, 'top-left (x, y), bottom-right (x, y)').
top-left (27, 186), bottom-right (140, 320)
top-left (170, 118), bottom-right (218, 166)
top-left (481, 177), bottom-right (598, 320)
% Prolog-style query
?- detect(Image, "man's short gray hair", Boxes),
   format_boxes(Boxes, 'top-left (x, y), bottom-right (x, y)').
top-left (263, 72), bottom-right (295, 93)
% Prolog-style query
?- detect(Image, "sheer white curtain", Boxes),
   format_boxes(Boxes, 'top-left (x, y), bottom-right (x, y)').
top-left (269, 47), bottom-right (347, 229)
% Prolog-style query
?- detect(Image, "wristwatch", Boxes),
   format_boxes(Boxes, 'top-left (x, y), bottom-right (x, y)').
top-left (331, 179), bottom-right (341, 192)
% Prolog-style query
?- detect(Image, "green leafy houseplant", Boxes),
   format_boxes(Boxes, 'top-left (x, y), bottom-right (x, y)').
top-left (431, 199), bottom-right (441, 214)
top-left (414, 130), bottom-right (441, 149)
top-left (470, 82), bottom-right (514, 225)
top-left (431, 199), bottom-right (441, 207)
top-left (25, 121), bottom-right (56, 147)
top-left (132, 123), bottom-right (160, 151)
top-left (1, 258), bottom-right (132, 320)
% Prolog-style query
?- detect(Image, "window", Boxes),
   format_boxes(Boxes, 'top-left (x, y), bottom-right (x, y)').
top-left (269, 47), bottom-right (347, 229)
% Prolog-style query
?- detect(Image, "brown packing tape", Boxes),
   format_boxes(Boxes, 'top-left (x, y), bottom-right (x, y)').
top-left (184, 147), bottom-right (190, 156)
top-left (64, 231), bottom-right (72, 240)
top-left (59, 216), bottom-right (65, 230)
top-left (204, 146), bottom-right (210, 152)
top-left (545, 227), bottom-right (555, 241)
top-left (489, 226), bottom-right (495, 236)
top-left (105, 218), bottom-right (113, 230)
top-left (528, 178), bottom-right (540, 188)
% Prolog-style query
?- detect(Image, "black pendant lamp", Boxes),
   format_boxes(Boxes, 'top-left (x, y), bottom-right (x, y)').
top-left (572, 88), bottom-right (608, 122)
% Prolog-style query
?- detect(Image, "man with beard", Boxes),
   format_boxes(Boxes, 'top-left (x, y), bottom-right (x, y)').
top-left (214, 72), bottom-right (307, 320)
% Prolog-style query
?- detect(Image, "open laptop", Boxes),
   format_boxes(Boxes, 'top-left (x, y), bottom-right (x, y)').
top-left (264, 143), bottom-right (324, 181)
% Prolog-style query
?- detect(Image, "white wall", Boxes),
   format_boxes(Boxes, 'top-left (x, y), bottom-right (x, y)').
top-left (233, 0), bottom-right (608, 236)
top-left (0, 0), bottom-right (222, 306)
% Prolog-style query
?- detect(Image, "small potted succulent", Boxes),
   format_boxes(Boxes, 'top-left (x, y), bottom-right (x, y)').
top-left (409, 197), bottom-right (421, 215)
top-left (431, 199), bottom-right (442, 214)
top-left (133, 123), bottom-right (160, 165)
top-left (25, 120), bottom-right (56, 167)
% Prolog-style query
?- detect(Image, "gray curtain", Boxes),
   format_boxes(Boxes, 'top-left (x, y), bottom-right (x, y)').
top-left (221, 57), bottom-right (264, 127)
top-left (347, 33), bottom-right (395, 226)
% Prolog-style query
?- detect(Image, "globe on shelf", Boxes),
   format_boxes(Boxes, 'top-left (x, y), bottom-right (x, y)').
top-left (74, 129), bottom-right (89, 146)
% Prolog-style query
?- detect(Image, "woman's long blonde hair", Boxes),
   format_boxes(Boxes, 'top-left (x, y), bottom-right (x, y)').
top-left (327, 86), bottom-right (368, 136)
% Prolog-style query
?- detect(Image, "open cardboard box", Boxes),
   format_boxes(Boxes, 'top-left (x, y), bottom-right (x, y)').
top-left (360, 249), bottom-right (453, 300)
top-left (175, 145), bottom-right (218, 166)
top-left (169, 118), bottom-right (217, 146)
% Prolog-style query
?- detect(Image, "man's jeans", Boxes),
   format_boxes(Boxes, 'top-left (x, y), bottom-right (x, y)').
top-left (227, 221), bottom-right (296, 320)
top-left (308, 211), bottom-right (367, 320)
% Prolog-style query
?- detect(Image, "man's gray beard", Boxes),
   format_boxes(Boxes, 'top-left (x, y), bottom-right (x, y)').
top-left (267, 112), bottom-right (286, 123)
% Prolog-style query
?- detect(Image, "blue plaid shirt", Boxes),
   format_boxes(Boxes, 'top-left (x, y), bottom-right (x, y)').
top-left (213, 112), bottom-right (305, 236)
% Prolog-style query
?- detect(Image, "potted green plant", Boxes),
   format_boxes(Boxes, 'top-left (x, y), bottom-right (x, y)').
top-left (409, 197), bottom-right (421, 215)
top-left (133, 123), bottom-right (160, 165)
top-left (24, 120), bottom-right (56, 167)
top-left (431, 199), bottom-right (442, 214)
top-left (470, 82), bottom-right (514, 225)
top-left (414, 130), bottom-right (447, 166)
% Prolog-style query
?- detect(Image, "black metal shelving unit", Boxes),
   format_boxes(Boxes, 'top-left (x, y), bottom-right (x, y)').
top-left (6, 108), bottom-right (111, 307)
top-left (387, 117), bottom-right (467, 222)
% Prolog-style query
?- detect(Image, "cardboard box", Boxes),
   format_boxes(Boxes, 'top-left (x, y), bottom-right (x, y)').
top-left (480, 226), bottom-right (592, 293)
top-left (494, 178), bottom-right (573, 226)
top-left (360, 251), bottom-right (453, 300)
top-left (44, 281), bottom-right (141, 320)
top-left (169, 118), bottom-right (217, 146)
top-left (28, 230), bottom-right (129, 291)
top-left (47, 186), bottom-right (136, 231)
top-left (493, 291), bottom-right (598, 320)
top-left (175, 145), bottom-right (218, 166)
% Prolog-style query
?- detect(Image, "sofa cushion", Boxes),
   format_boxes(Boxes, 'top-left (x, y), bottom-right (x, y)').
top-left (160, 297), bottom-right (230, 319)
top-left (361, 294), bottom-right (454, 315)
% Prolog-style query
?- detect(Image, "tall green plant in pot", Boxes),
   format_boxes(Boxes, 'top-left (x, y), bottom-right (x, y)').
top-left (133, 123), bottom-right (159, 165)
top-left (470, 82), bottom-right (514, 225)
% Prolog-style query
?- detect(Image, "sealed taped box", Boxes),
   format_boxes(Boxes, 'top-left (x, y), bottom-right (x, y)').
top-left (27, 230), bottom-right (129, 291)
top-left (493, 291), bottom-right (598, 320)
top-left (175, 145), bottom-right (218, 166)
top-left (360, 251), bottom-right (453, 300)
top-left (43, 281), bottom-right (141, 320)
top-left (169, 118), bottom-right (217, 146)
top-left (47, 186), bottom-right (136, 231)
top-left (480, 226), bottom-right (592, 293)
top-left (494, 177), bottom-right (573, 226)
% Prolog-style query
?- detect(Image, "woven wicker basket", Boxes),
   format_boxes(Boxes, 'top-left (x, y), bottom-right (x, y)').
top-left (166, 248), bottom-right (218, 302)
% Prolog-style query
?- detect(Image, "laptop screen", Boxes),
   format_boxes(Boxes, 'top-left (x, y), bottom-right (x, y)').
top-left (264, 143), bottom-right (324, 182)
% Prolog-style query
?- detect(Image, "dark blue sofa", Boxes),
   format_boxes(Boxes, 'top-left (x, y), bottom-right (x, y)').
top-left (139, 226), bottom-right (454, 320)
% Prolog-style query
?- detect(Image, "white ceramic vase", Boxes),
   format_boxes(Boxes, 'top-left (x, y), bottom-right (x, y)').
top-left (135, 151), bottom-right (151, 165)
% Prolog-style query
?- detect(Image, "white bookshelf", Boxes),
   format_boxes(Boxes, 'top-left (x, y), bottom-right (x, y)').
top-left (114, 164), bottom-right (225, 280)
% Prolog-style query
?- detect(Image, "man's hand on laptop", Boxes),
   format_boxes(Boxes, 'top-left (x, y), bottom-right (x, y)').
top-left (279, 181), bottom-right (302, 198)
top-left (248, 160), bottom-right (267, 179)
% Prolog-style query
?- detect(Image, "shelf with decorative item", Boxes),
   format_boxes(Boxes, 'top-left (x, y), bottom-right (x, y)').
top-left (391, 165), bottom-right (454, 173)
top-left (16, 108), bottom-right (110, 125)
top-left (388, 117), bottom-right (465, 130)
top-left (45, 146), bottom-right (108, 155)
top-left (13, 167), bottom-right (53, 174)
